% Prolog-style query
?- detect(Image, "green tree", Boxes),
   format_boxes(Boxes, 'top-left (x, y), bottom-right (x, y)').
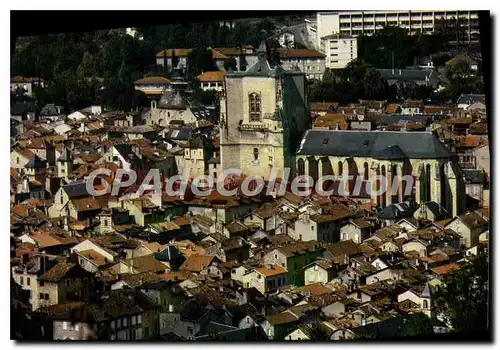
top-left (432, 245), bottom-right (489, 333)
top-left (405, 313), bottom-right (435, 336)
top-left (443, 55), bottom-right (484, 102)
top-left (186, 47), bottom-right (217, 82)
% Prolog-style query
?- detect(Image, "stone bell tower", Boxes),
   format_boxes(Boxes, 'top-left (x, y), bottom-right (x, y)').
top-left (219, 33), bottom-right (310, 181)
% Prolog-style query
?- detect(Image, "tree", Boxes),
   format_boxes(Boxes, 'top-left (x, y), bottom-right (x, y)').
top-left (432, 245), bottom-right (489, 333)
top-left (223, 57), bottom-right (237, 71)
top-left (443, 55), bottom-right (484, 102)
top-left (405, 313), bottom-right (435, 336)
top-left (186, 47), bottom-right (218, 82)
top-left (308, 322), bottom-right (331, 340)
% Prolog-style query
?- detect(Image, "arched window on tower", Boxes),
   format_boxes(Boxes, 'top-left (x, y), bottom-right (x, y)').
top-left (249, 93), bottom-right (261, 122)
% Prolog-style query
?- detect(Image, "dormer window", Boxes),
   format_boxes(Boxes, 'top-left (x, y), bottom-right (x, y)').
top-left (249, 93), bottom-right (261, 122)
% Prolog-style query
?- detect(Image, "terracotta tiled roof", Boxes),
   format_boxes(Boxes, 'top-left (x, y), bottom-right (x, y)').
top-left (385, 104), bottom-right (401, 114)
top-left (13, 147), bottom-right (35, 160)
top-left (449, 117), bottom-right (473, 125)
top-left (210, 49), bottom-right (228, 60)
top-left (134, 76), bottom-right (170, 85)
top-left (30, 233), bottom-right (63, 248)
top-left (197, 71), bottom-right (226, 82)
top-left (310, 102), bottom-right (339, 112)
top-left (143, 242), bottom-right (167, 253)
top-left (266, 310), bottom-right (299, 325)
top-left (256, 265), bottom-right (287, 277)
top-left (455, 135), bottom-right (480, 148)
top-left (430, 263), bottom-right (461, 275)
top-left (71, 197), bottom-right (103, 212)
top-left (122, 254), bottom-right (168, 274)
top-left (39, 262), bottom-right (78, 282)
top-left (158, 270), bottom-right (192, 282)
top-left (155, 49), bottom-right (192, 57)
top-left (77, 249), bottom-right (110, 266)
top-left (301, 283), bottom-right (333, 296)
top-left (181, 254), bottom-right (215, 273)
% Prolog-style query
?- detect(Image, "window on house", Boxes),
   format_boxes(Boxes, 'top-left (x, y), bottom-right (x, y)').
top-left (27, 277), bottom-right (30, 286)
top-left (45, 293), bottom-right (50, 300)
top-left (357, 292), bottom-right (362, 299)
top-left (16, 157), bottom-right (19, 164)
top-left (137, 315), bottom-right (142, 324)
top-left (423, 300), bottom-right (429, 308)
top-left (62, 321), bottom-right (68, 330)
top-left (117, 319), bottom-right (121, 328)
top-left (111, 320), bottom-right (116, 329)
top-left (187, 327), bottom-right (193, 334)
top-left (123, 318), bottom-right (128, 327)
top-left (75, 324), bottom-right (80, 331)
top-left (249, 93), bottom-right (261, 122)
top-left (20, 276), bottom-right (23, 285)
top-left (39, 293), bottom-right (44, 299)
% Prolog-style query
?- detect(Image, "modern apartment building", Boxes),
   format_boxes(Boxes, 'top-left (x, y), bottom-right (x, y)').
top-left (316, 10), bottom-right (480, 49)
top-left (320, 34), bottom-right (358, 70)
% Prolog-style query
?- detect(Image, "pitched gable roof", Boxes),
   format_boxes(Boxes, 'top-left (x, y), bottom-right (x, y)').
top-left (297, 130), bottom-right (451, 159)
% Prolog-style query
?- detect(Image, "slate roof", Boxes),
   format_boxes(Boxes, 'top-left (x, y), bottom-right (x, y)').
top-left (25, 154), bottom-right (46, 168)
top-left (373, 114), bottom-right (429, 127)
top-left (154, 245), bottom-right (181, 262)
top-left (165, 127), bottom-right (193, 141)
top-left (62, 181), bottom-right (90, 199)
top-left (377, 200), bottom-right (418, 220)
top-left (297, 130), bottom-right (451, 159)
top-left (40, 103), bottom-right (63, 116)
top-left (113, 144), bottom-right (142, 163)
top-left (373, 145), bottom-right (407, 160)
top-left (191, 106), bottom-right (217, 121)
top-left (463, 169), bottom-right (486, 184)
top-left (456, 93), bottom-right (485, 106)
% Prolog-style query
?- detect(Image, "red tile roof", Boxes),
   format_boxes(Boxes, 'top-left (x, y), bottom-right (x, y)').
top-left (197, 71), bottom-right (226, 82)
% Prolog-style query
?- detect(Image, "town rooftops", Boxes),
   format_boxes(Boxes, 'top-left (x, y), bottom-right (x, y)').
top-left (256, 265), bottom-right (287, 277)
top-left (134, 76), bottom-right (170, 85)
top-left (39, 262), bottom-right (82, 282)
top-left (297, 130), bottom-right (451, 159)
top-left (181, 255), bottom-right (215, 273)
top-left (156, 48), bottom-right (192, 57)
top-left (197, 71), bottom-right (226, 82)
top-left (456, 211), bottom-right (488, 229)
top-left (62, 181), bottom-right (91, 198)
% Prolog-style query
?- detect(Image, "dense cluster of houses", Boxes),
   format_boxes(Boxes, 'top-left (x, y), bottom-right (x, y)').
top-left (10, 96), bottom-right (489, 341)
top-left (11, 35), bottom-right (488, 340)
